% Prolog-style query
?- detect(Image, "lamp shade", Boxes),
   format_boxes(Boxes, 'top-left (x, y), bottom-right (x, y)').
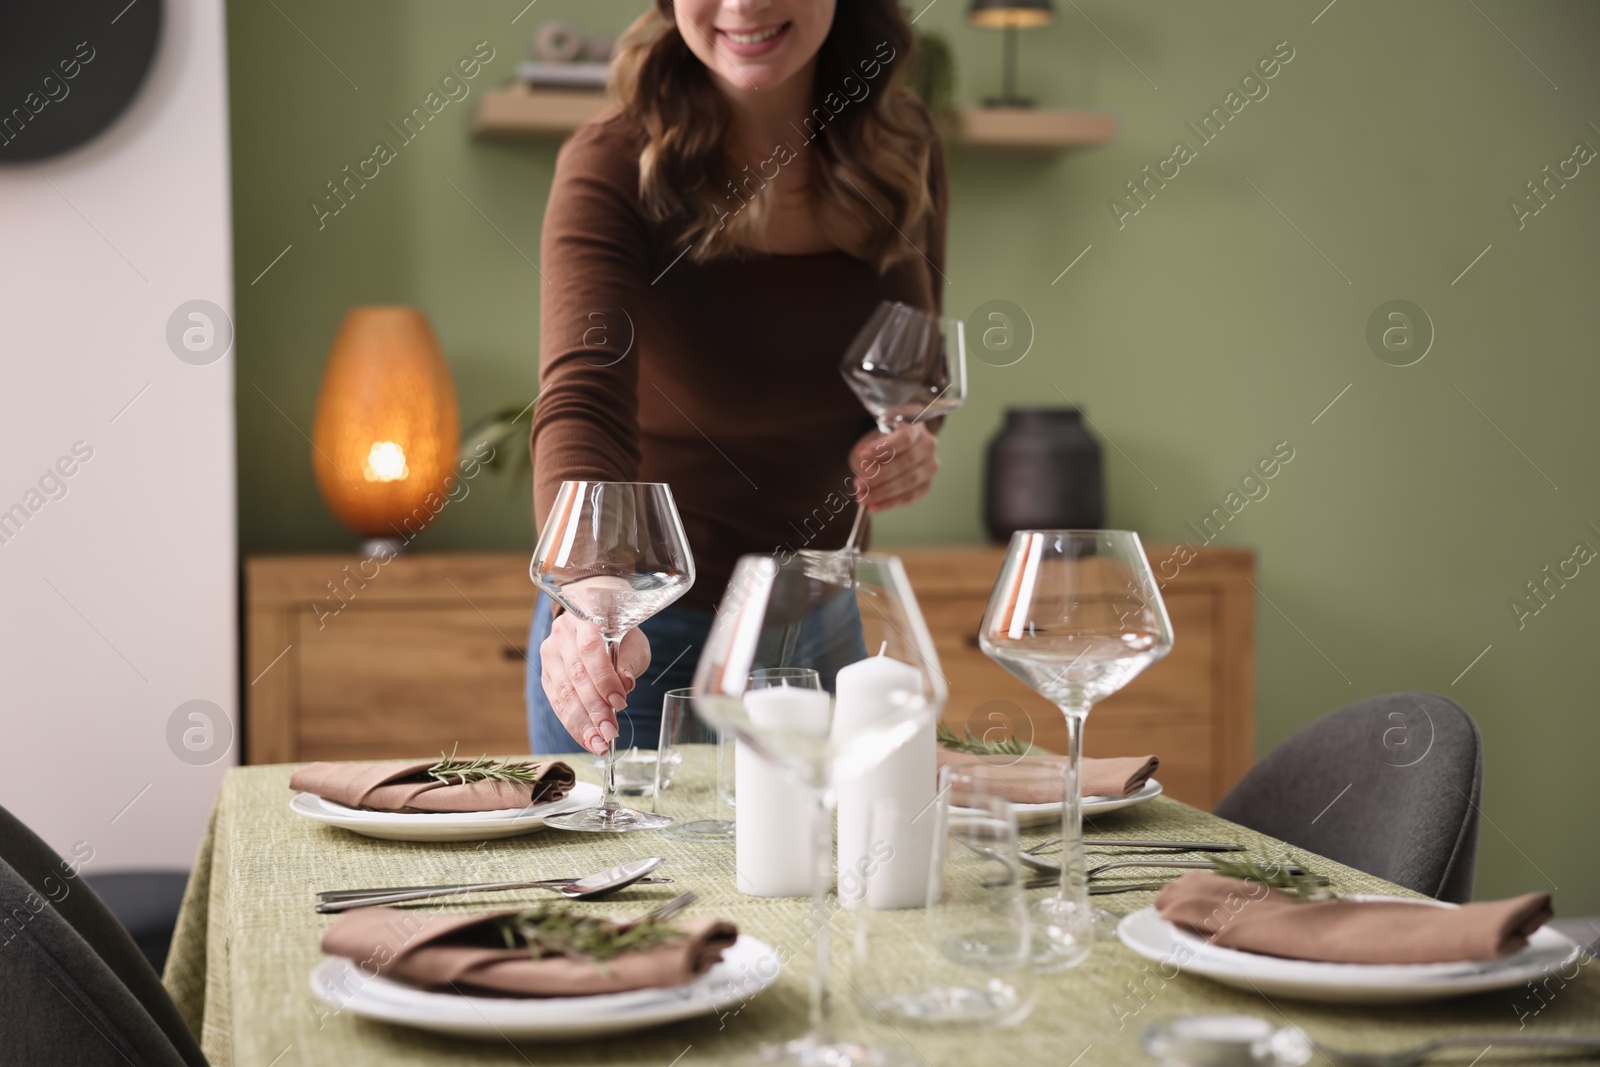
top-left (311, 306), bottom-right (459, 540)
top-left (969, 0), bottom-right (1053, 28)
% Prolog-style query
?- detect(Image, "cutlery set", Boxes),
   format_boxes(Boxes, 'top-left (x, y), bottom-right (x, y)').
top-left (978, 838), bottom-right (1263, 894)
top-left (316, 856), bottom-right (671, 913)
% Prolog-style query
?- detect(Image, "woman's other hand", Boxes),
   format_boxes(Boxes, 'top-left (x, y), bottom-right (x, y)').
top-left (849, 422), bottom-right (940, 513)
top-left (539, 614), bottom-right (650, 754)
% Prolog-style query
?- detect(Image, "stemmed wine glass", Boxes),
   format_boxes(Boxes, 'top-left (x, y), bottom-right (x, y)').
top-left (531, 481), bottom-right (695, 832)
top-left (979, 530), bottom-right (1173, 966)
top-left (837, 301), bottom-right (967, 553)
top-left (693, 552), bottom-right (945, 1067)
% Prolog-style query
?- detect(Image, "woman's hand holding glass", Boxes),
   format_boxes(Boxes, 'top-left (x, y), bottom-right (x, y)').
top-left (849, 421), bottom-right (940, 514)
top-left (539, 610), bottom-right (651, 756)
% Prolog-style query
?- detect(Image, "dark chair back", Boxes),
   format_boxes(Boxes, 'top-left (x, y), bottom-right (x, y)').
top-left (1213, 692), bottom-right (1482, 902)
top-left (0, 804), bottom-right (206, 1065)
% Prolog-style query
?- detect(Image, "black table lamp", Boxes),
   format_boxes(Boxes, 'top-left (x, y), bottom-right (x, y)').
top-left (968, 0), bottom-right (1054, 108)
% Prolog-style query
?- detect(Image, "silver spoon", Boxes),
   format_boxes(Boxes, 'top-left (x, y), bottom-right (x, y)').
top-left (315, 857), bottom-right (666, 913)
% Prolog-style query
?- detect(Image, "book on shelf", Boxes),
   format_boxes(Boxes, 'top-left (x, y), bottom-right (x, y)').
top-left (515, 62), bottom-right (609, 90)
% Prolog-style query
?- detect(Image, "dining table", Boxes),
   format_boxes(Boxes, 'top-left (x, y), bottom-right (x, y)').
top-left (165, 760), bottom-right (1600, 1067)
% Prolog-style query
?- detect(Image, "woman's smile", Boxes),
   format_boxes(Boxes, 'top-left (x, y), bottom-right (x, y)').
top-left (716, 21), bottom-right (792, 58)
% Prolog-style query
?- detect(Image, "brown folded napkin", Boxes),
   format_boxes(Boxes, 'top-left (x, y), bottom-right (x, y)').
top-left (1156, 871), bottom-right (1554, 964)
top-left (290, 759), bottom-right (575, 813)
top-left (322, 906), bottom-right (738, 997)
top-left (935, 747), bottom-right (1159, 803)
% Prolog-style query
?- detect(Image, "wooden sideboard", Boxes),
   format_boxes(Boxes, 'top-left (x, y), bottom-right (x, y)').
top-left (245, 545), bottom-right (1254, 807)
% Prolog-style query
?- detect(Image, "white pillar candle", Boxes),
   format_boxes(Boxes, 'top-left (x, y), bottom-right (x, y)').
top-left (735, 685), bottom-right (832, 898)
top-left (834, 654), bottom-right (936, 910)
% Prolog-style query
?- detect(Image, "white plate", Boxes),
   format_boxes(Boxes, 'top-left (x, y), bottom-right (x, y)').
top-left (310, 934), bottom-right (780, 1039)
top-left (289, 782), bottom-right (603, 842)
top-left (1118, 894), bottom-right (1581, 1004)
top-left (1002, 778), bottom-right (1164, 828)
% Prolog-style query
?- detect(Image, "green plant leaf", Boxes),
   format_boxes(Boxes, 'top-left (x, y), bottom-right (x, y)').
top-left (491, 904), bottom-right (685, 964)
top-left (936, 720), bottom-right (1031, 756)
top-left (427, 743), bottom-right (547, 786)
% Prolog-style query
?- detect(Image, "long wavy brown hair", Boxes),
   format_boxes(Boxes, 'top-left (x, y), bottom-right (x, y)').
top-left (610, 0), bottom-right (937, 271)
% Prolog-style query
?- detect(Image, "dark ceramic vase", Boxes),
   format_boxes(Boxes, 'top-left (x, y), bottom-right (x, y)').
top-left (984, 407), bottom-right (1105, 542)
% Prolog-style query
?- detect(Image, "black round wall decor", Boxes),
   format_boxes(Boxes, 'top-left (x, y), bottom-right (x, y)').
top-left (0, 0), bottom-right (164, 163)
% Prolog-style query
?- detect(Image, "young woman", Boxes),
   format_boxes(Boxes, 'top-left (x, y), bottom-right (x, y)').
top-left (527, 0), bottom-right (948, 755)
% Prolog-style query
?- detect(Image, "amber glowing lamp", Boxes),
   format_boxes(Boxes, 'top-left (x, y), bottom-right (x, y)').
top-left (311, 307), bottom-right (459, 554)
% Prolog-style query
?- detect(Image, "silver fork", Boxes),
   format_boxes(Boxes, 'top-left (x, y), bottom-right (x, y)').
top-left (645, 891), bottom-right (696, 922)
top-left (1315, 1033), bottom-right (1600, 1067)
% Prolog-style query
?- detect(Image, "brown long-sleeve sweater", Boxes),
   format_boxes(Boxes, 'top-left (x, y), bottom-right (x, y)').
top-left (530, 109), bottom-right (947, 611)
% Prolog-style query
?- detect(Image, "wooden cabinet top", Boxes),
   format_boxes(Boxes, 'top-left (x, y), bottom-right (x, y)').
top-left (245, 542), bottom-right (1254, 602)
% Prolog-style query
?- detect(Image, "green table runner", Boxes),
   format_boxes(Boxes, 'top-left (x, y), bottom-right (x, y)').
top-left (166, 763), bottom-right (1598, 1066)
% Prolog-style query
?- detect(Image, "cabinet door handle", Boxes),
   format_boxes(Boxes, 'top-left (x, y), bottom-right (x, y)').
top-left (502, 646), bottom-right (528, 662)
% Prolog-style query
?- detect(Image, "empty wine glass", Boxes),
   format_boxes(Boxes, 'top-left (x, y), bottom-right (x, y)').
top-left (530, 481), bottom-right (695, 832)
top-left (979, 531), bottom-right (1173, 964)
top-left (837, 301), bottom-right (967, 553)
top-left (693, 552), bottom-right (946, 1067)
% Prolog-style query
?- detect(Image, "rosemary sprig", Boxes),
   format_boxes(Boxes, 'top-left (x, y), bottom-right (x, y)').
top-left (936, 721), bottom-right (1031, 757)
top-left (1210, 856), bottom-right (1334, 900)
top-left (428, 743), bottom-right (545, 786)
top-left (492, 904), bottom-right (684, 963)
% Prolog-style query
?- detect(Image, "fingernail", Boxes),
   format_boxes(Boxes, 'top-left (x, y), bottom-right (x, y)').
top-left (608, 692), bottom-right (627, 711)
top-left (599, 721), bottom-right (619, 742)
top-left (584, 729), bottom-right (603, 752)
top-left (590, 736), bottom-right (608, 755)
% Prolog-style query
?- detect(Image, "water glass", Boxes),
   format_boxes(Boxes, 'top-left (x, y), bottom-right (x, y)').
top-left (972, 758), bottom-right (1093, 971)
top-left (652, 689), bottom-right (734, 842)
top-left (853, 764), bottom-right (1035, 1028)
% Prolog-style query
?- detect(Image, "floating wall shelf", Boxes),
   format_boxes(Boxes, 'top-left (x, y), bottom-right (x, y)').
top-left (473, 87), bottom-right (1116, 149)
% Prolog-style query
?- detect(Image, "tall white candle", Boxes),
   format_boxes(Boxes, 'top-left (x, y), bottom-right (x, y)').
top-left (735, 685), bottom-right (832, 898)
top-left (834, 654), bottom-right (935, 910)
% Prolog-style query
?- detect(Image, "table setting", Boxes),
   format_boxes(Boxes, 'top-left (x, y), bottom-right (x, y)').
top-left (164, 311), bottom-right (1600, 1066)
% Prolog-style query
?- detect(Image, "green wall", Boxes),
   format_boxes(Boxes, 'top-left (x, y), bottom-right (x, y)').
top-left (230, 1), bottom-right (1600, 911)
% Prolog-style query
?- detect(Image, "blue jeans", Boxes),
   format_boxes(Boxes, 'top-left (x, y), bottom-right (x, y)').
top-left (524, 589), bottom-right (869, 754)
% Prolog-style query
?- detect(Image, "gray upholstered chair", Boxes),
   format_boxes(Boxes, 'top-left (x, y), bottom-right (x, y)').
top-left (0, 804), bottom-right (206, 1065)
top-left (1213, 692), bottom-right (1482, 903)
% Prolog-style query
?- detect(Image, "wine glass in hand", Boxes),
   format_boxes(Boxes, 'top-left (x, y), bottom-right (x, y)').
top-left (837, 301), bottom-right (967, 551)
top-left (979, 530), bottom-right (1173, 965)
top-left (531, 481), bottom-right (695, 832)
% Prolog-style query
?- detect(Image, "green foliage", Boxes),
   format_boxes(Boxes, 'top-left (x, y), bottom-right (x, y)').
top-left (1210, 856), bottom-right (1334, 899)
top-left (493, 904), bottom-right (684, 963)
top-left (427, 744), bottom-right (547, 786)
top-left (460, 402), bottom-right (535, 484)
top-left (908, 30), bottom-right (960, 134)
top-left (936, 720), bottom-right (1030, 756)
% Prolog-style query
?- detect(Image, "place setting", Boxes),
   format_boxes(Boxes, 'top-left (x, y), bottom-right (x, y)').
top-left (309, 889), bottom-right (783, 1041)
top-left (1119, 864), bottom-right (1582, 1005)
top-left (286, 748), bottom-right (600, 842)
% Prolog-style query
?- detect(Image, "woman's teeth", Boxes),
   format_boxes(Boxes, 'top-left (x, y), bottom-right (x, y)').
top-left (723, 25), bottom-right (784, 45)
